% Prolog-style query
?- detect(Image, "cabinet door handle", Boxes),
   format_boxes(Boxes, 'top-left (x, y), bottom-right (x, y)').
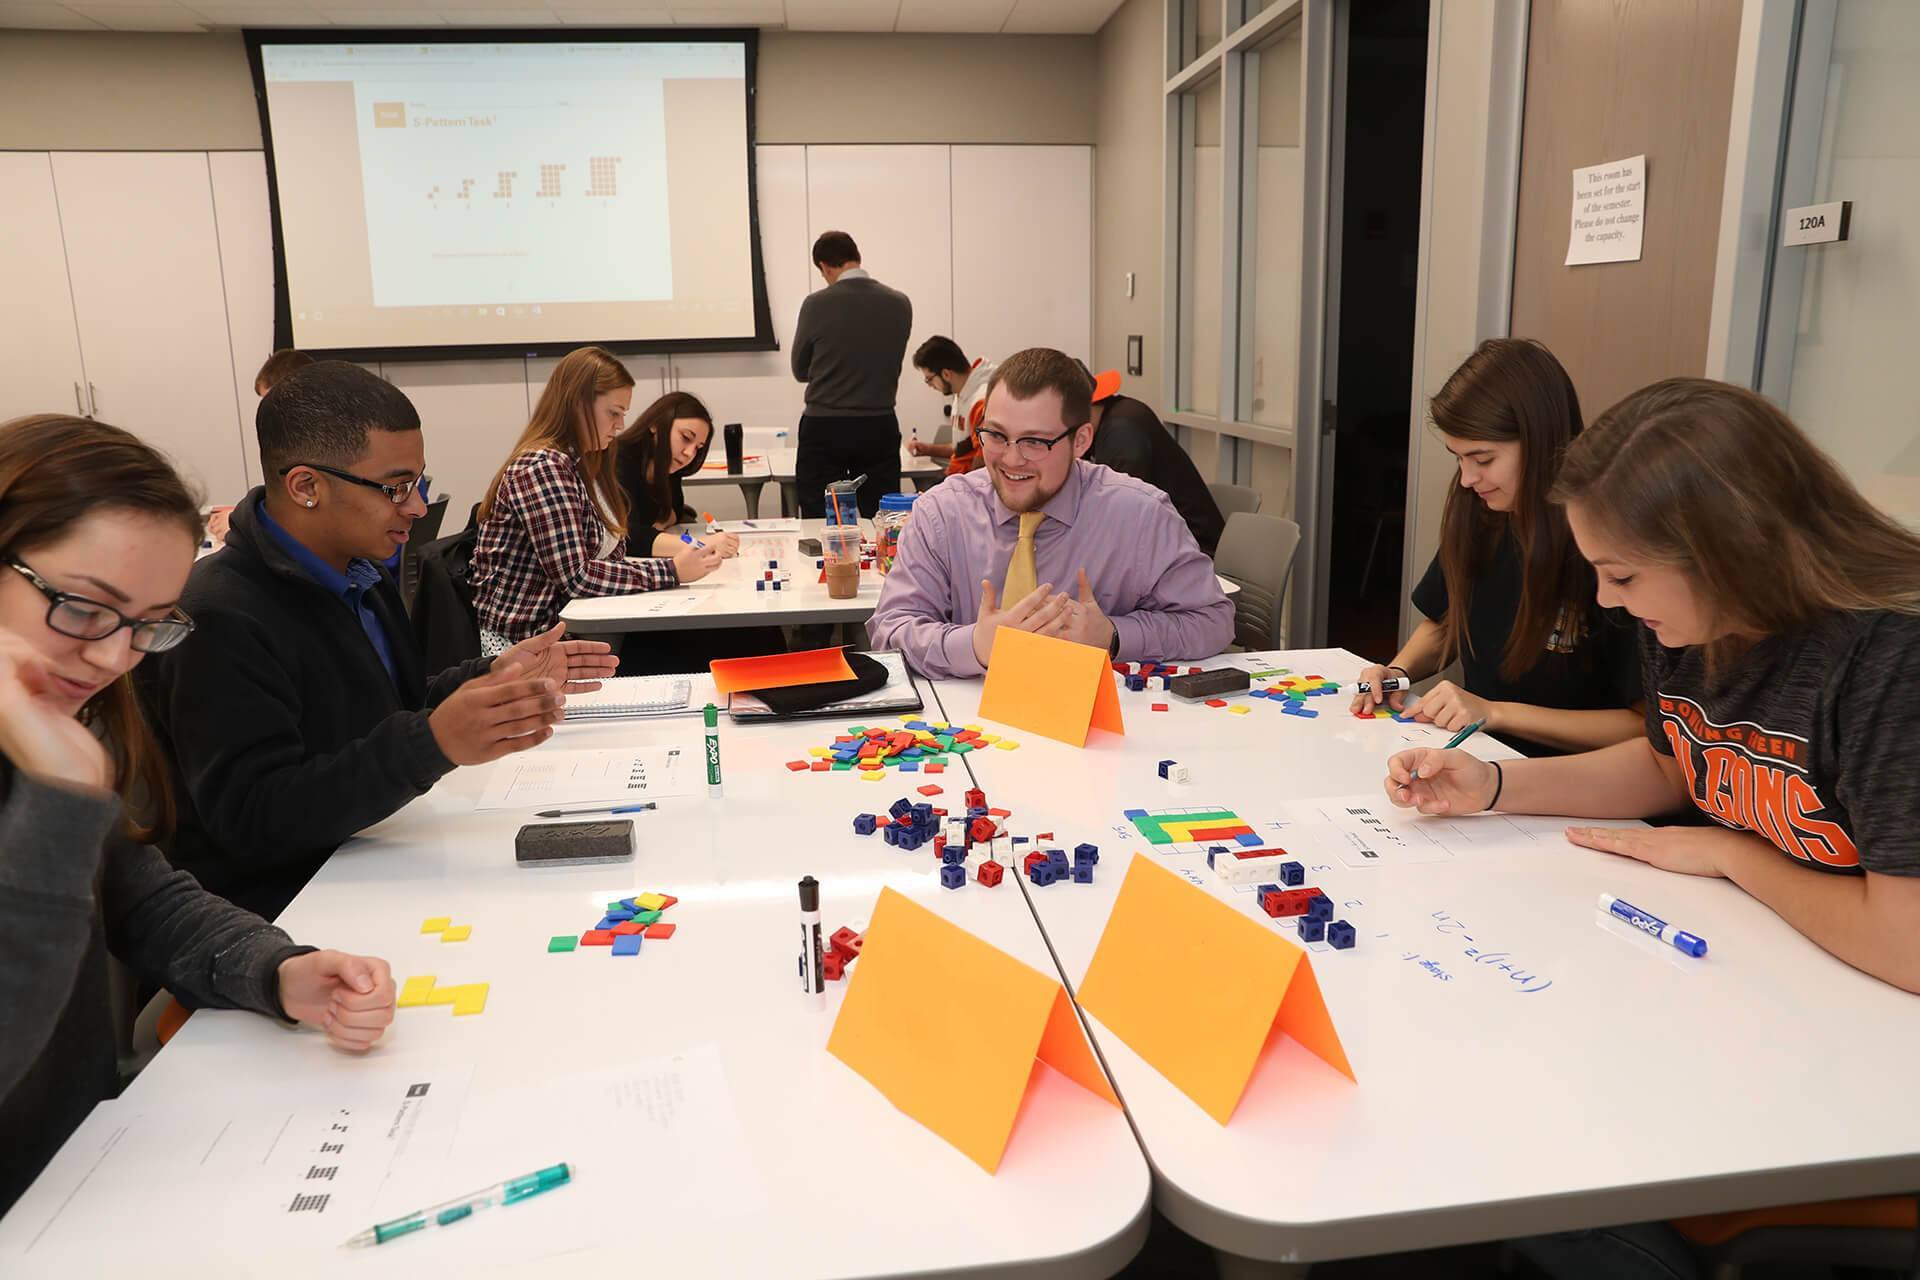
top-left (75, 382), bottom-right (85, 415)
top-left (88, 383), bottom-right (99, 416)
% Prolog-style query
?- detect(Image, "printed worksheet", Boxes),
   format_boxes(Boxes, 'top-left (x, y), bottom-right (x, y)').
top-left (1283, 795), bottom-right (1638, 869)
top-left (474, 745), bottom-right (694, 811)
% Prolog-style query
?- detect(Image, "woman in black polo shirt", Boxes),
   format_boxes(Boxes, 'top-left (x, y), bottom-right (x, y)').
top-left (1353, 339), bottom-right (1641, 756)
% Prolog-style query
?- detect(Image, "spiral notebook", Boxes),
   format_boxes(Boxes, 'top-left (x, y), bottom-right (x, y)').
top-left (562, 675), bottom-right (706, 721)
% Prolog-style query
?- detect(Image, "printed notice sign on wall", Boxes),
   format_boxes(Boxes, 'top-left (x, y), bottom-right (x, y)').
top-left (1565, 154), bottom-right (1646, 266)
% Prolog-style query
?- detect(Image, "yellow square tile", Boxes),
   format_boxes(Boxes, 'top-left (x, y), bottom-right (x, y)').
top-left (425, 985), bottom-right (459, 1006)
top-left (1229, 705), bottom-right (1251, 716)
top-left (965, 725), bottom-right (982, 733)
top-left (450, 984), bottom-right (489, 1017)
top-left (634, 892), bottom-right (668, 911)
top-left (977, 734), bottom-right (1000, 745)
top-left (861, 770), bottom-right (885, 780)
top-left (397, 975), bottom-right (437, 1008)
top-left (420, 916), bottom-right (450, 933)
top-left (994, 740), bottom-right (1021, 750)
top-left (808, 747), bottom-right (831, 758)
top-left (440, 924), bottom-right (472, 942)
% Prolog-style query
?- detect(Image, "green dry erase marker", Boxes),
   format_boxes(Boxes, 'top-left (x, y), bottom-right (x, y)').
top-left (704, 702), bottom-right (723, 796)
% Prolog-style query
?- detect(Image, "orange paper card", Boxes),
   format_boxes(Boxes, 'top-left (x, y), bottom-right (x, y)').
top-left (977, 628), bottom-right (1125, 748)
top-left (827, 887), bottom-right (1118, 1172)
top-left (1077, 854), bottom-right (1354, 1124)
top-left (709, 646), bottom-right (855, 694)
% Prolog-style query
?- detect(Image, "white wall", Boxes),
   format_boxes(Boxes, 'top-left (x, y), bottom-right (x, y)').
top-left (5, 142), bottom-right (1093, 520)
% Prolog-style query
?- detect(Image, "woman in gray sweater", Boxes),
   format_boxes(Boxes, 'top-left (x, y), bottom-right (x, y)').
top-left (0, 415), bottom-right (397, 1215)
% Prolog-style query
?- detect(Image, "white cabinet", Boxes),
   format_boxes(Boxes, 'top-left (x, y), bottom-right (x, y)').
top-left (52, 152), bottom-right (250, 502)
top-left (951, 145), bottom-right (1093, 370)
top-left (0, 153), bottom-right (90, 424)
top-left (209, 151), bottom-right (275, 488)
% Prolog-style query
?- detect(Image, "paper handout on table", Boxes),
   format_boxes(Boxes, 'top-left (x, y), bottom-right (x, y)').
top-left (475, 745), bottom-right (695, 811)
top-left (1077, 855), bottom-right (1354, 1124)
top-left (709, 645), bottom-right (855, 694)
top-left (977, 628), bottom-right (1124, 747)
top-left (827, 888), bottom-right (1119, 1172)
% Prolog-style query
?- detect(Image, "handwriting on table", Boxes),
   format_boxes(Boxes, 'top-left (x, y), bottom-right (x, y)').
top-left (1401, 952), bottom-right (1453, 981)
top-left (1430, 910), bottom-right (1553, 993)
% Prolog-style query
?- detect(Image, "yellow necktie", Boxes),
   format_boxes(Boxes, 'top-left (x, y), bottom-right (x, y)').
top-left (1001, 511), bottom-right (1044, 602)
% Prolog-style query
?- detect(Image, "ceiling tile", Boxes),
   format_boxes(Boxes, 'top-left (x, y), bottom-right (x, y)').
top-left (1000, 0), bottom-right (1121, 34)
top-left (188, 5), bottom-right (327, 25)
top-left (0, 2), bottom-right (106, 27)
top-left (781, 0), bottom-right (896, 31)
top-left (62, 3), bottom-right (208, 29)
top-left (894, 0), bottom-right (1010, 32)
top-left (316, 7), bottom-right (448, 21)
top-left (439, 7), bottom-right (563, 22)
top-left (552, 6), bottom-right (673, 22)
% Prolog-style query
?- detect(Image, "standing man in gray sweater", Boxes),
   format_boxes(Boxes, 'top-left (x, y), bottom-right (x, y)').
top-left (790, 231), bottom-right (913, 518)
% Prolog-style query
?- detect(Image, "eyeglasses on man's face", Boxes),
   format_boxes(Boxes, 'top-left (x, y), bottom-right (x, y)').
top-left (975, 425), bottom-right (1076, 461)
top-left (277, 463), bottom-right (430, 506)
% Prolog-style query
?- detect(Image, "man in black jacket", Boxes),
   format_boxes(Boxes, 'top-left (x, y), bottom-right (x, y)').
top-left (141, 362), bottom-right (616, 920)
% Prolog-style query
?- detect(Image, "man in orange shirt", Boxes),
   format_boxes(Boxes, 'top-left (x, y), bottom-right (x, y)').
top-left (906, 336), bottom-right (997, 477)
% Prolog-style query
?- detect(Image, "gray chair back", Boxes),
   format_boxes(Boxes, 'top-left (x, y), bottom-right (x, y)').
top-left (1213, 511), bottom-right (1301, 650)
top-left (1206, 481), bottom-right (1262, 520)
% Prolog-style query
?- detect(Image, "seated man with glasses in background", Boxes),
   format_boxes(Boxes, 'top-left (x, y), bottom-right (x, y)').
top-left (139, 362), bottom-right (616, 920)
top-left (869, 347), bottom-right (1234, 677)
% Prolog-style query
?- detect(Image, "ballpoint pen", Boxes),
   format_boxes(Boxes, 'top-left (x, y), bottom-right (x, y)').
top-left (341, 1162), bottom-right (572, 1248)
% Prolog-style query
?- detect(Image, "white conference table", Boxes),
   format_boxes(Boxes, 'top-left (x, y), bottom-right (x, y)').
top-left (24, 711), bottom-right (1149, 1279)
top-left (560, 520), bottom-right (1238, 637)
top-left (927, 649), bottom-right (1920, 1263)
top-left (560, 520), bottom-right (887, 634)
top-left (680, 448), bottom-right (945, 521)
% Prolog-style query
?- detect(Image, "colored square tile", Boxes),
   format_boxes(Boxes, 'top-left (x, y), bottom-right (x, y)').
top-left (581, 929), bottom-right (616, 946)
top-left (612, 921), bottom-right (643, 935)
top-left (547, 935), bottom-right (578, 953)
top-left (450, 984), bottom-right (489, 1015)
top-left (634, 893), bottom-right (667, 911)
top-left (644, 922), bottom-right (676, 939)
top-left (440, 925), bottom-right (472, 942)
top-left (397, 975), bottom-right (437, 1007)
top-left (420, 916), bottom-right (450, 934)
top-left (611, 935), bottom-right (643, 956)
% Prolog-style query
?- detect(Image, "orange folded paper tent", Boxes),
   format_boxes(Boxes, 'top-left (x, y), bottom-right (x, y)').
top-left (1077, 854), bottom-right (1354, 1124)
top-left (709, 646), bottom-right (855, 694)
top-left (827, 888), bottom-right (1119, 1172)
top-left (977, 627), bottom-right (1124, 748)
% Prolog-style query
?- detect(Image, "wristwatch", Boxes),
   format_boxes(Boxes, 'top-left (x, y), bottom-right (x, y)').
top-left (1108, 625), bottom-right (1121, 658)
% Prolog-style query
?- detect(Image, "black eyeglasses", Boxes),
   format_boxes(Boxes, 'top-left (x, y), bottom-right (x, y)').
top-left (975, 426), bottom-right (1076, 460)
top-left (278, 463), bottom-right (430, 507)
top-left (6, 558), bottom-right (195, 654)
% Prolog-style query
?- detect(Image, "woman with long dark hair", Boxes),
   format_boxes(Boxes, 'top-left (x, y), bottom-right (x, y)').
top-left (1353, 339), bottom-right (1642, 756)
top-left (614, 390), bottom-right (741, 560)
top-left (0, 415), bottom-right (395, 1216)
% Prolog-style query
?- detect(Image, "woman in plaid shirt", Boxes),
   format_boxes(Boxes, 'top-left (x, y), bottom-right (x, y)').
top-left (471, 347), bottom-right (723, 653)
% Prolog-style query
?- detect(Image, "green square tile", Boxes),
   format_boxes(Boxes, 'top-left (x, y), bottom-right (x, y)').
top-left (832, 761), bottom-right (852, 771)
top-left (632, 909), bottom-right (662, 924)
top-left (548, 935), bottom-right (578, 953)
top-left (952, 743), bottom-right (974, 754)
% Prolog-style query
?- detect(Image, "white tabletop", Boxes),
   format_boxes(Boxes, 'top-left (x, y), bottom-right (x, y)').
top-left (683, 456), bottom-right (775, 485)
top-left (69, 712), bottom-right (1148, 1278)
top-left (560, 522), bottom-right (1237, 635)
top-left (766, 446), bottom-right (946, 483)
top-left (927, 649), bottom-right (1920, 1261)
top-left (560, 520), bottom-right (886, 634)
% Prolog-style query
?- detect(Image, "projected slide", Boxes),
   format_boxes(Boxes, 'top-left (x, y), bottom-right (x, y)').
top-left (354, 80), bottom-right (671, 307)
top-left (255, 38), bottom-right (768, 356)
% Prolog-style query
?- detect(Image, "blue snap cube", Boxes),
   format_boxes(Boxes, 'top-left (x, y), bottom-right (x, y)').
top-left (1073, 843), bottom-right (1100, 865)
top-left (1048, 849), bottom-right (1069, 874)
top-left (1326, 920), bottom-right (1356, 950)
top-left (1157, 759), bottom-right (1175, 779)
top-left (1297, 917), bottom-right (1326, 943)
top-left (755, 580), bottom-right (766, 591)
top-left (941, 846), bottom-right (964, 865)
top-left (889, 798), bottom-right (914, 819)
top-left (1071, 863), bottom-right (1094, 884)
top-left (1255, 882), bottom-right (1281, 898)
top-left (940, 863), bottom-right (966, 889)
top-left (853, 813), bottom-right (877, 835)
top-left (1278, 860), bottom-right (1304, 886)
top-left (1306, 892), bottom-right (1334, 923)
top-left (1029, 863), bottom-right (1058, 887)
top-left (1126, 674), bottom-right (1146, 692)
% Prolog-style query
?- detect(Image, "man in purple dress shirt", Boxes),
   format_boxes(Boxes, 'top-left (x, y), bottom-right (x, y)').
top-left (868, 347), bottom-right (1234, 678)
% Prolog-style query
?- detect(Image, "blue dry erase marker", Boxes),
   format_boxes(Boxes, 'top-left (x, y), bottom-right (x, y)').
top-left (680, 532), bottom-right (707, 549)
top-left (1599, 893), bottom-right (1708, 957)
top-left (342, 1162), bottom-right (572, 1248)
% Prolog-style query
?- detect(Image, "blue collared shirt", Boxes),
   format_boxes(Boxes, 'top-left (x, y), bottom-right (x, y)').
top-left (257, 504), bottom-right (400, 686)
